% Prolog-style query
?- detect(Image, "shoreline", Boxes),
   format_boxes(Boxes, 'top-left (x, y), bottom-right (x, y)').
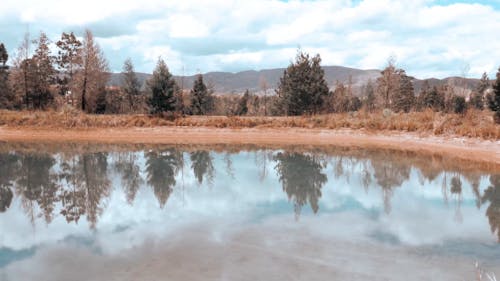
top-left (0, 126), bottom-right (499, 165)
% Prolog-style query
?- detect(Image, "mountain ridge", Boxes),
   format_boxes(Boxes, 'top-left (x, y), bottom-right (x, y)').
top-left (108, 66), bottom-right (481, 95)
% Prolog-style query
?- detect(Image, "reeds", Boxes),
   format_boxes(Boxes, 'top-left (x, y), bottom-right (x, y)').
top-left (0, 109), bottom-right (498, 140)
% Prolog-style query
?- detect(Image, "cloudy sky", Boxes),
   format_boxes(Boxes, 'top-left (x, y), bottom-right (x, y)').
top-left (1, 0), bottom-right (499, 78)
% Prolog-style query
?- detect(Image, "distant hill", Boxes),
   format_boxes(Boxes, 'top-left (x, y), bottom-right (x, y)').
top-left (108, 66), bottom-right (481, 96)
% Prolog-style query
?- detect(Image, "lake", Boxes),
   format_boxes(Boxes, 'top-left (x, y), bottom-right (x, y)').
top-left (0, 142), bottom-right (499, 281)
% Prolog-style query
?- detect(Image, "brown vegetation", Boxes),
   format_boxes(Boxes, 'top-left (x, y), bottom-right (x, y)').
top-left (0, 109), bottom-right (498, 140)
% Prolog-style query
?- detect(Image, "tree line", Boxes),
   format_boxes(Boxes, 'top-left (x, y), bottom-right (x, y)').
top-left (0, 31), bottom-right (499, 122)
top-left (1, 148), bottom-right (499, 240)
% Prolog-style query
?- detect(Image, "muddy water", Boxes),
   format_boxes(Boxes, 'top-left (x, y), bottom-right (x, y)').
top-left (0, 143), bottom-right (499, 280)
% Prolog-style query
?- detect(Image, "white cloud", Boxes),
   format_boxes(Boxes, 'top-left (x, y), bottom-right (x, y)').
top-left (1, 0), bottom-right (499, 78)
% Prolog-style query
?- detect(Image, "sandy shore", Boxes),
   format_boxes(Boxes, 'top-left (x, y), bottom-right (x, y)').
top-left (0, 126), bottom-right (499, 164)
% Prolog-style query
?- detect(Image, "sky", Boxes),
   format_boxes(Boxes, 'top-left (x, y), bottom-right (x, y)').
top-left (0, 0), bottom-right (499, 79)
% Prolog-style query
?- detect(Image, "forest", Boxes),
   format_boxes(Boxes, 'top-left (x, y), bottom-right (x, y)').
top-left (0, 29), bottom-right (499, 125)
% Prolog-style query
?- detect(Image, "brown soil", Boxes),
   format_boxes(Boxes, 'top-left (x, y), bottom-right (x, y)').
top-left (0, 126), bottom-right (498, 164)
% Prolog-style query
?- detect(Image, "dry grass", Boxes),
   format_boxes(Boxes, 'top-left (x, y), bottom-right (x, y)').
top-left (0, 108), bottom-right (498, 140)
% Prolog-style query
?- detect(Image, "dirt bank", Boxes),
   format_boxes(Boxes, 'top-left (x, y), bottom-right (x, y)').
top-left (0, 126), bottom-right (498, 165)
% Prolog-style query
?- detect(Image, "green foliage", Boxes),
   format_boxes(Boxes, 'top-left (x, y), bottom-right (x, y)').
top-left (363, 80), bottom-right (376, 112)
top-left (55, 32), bottom-right (82, 96)
top-left (451, 95), bottom-right (467, 114)
top-left (147, 58), bottom-right (177, 114)
top-left (275, 51), bottom-right (329, 115)
top-left (0, 43), bottom-right (14, 109)
top-left (392, 71), bottom-right (415, 112)
top-left (488, 68), bottom-right (500, 123)
top-left (235, 89), bottom-right (249, 116)
top-left (189, 74), bottom-right (213, 115)
top-left (26, 32), bottom-right (55, 109)
top-left (121, 58), bottom-right (141, 112)
top-left (471, 72), bottom-right (489, 110)
top-left (419, 85), bottom-right (445, 111)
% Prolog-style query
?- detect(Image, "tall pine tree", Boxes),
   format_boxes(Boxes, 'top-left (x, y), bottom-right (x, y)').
top-left (121, 58), bottom-right (141, 113)
top-left (147, 58), bottom-right (177, 114)
top-left (189, 74), bottom-right (213, 115)
top-left (275, 50), bottom-right (329, 115)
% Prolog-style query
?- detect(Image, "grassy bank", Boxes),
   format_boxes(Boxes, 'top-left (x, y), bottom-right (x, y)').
top-left (0, 109), bottom-right (498, 140)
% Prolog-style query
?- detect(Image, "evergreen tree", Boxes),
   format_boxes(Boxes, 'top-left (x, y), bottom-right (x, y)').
top-left (363, 79), bottom-right (376, 112)
top-left (275, 51), bottom-right (329, 115)
top-left (451, 95), bottom-right (467, 114)
top-left (0, 43), bottom-right (14, 109)
top-left (190, 74), bottom-right (213, 115)
top-left (55, 32), bottom-right (82, 100)
top-left (235, 89), bottom-right (249, 116)
top-left (147, 58), bottom-right (177, 114)
top-left (419, 86), bottom-right (445, 111)
top-left (392, 70), bottom-right (415, 112)
top-left (30, 32), bottom-right (55, 109)
top-left (488, 67), bottom-right (500, 123)
top-left (470, 72), bottom-right (489, 110)
top-left (121, 58), bottom-right (141, 112)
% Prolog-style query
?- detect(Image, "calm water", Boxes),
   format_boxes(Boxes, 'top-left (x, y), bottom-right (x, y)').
top-left (0, 143), bottom-right (499, 281)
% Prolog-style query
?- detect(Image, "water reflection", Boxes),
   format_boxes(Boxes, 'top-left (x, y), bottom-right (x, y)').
top-left (0, 143), bottom-right (499, 244)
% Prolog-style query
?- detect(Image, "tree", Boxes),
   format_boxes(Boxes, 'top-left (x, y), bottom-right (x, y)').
top-left (147, 58), bottom-right (177, 114)
top-left (77, 30), bottom-right (109, 113)
top-left (451, 95), bottom-right (467, 114)
top-left (392, 70), bottom-right (415, 112)
top-left (488, 67), bottom-right (500, 123)
top-left (481, 175), bottom-right (500, 242)
top-left (30, 32), bottom-right (55, 109)
top-left (376, 59), bottom-right (399, 109)
top-left (275, 50), bottom-right (329, 115)
top-left (190, 74), bottom-right (213, 115)
top-left (121, 58), bottom-right (141, 112)
top-left (235, 89), bottom-right (249, 115)
top-left (419, 85), bottom-right (445, 111)
top-left (55, 32), bottom-right (82, 101)
top-left (0, 43), bottom-right (15, 109)
top-left (470, 72), bottom-right (489, 110)
top-left (10, 32), bottom-right (32, 109)
top-left (363, 79), bottom-right (376, 112)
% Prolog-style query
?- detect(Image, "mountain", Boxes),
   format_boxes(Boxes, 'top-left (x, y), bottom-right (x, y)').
top-left (107, 66), bottom-right (480, 96)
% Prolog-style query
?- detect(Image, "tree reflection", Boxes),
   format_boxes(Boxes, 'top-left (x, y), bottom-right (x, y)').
top-left (371, 159), bottom-right (410, 214)
top-left (15, 153), bottom-right (58, 224)
top-left (145, 149), bottom-right (183, 208)
top-left (274, 152), bottom-right (327, 219)
top-left (481, 174), bottom-right (500, 242)
top-left (113, 152), bottom-right (143, 204)
top-left (190, 151), bottom-right (214, 185)
top-left (58, 153), bottom-right (110, 228)
top-left (0, 153), bottom-right (20, 212)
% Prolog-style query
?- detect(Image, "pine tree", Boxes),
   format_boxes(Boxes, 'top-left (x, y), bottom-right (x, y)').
top-left (488, 67), bottom-right (500, 123)
top-left (147, 58), bottom-right (177, 114)
top-left (55, 32), bottom-right (82, 100)
top-left (30, 32), bottom-right (55, 109)
top-left (471, 72), bottom-right (489, 110)
top-left (121, 58), bottom-right (141, 112)
top-left (190, 74), bottom-right (213, 115)
top-left (235, 89), bottom-right (249, 116)
top-left (0, 43), bottom-right (14, 109)
top-left (392, 70), bottom-right (415, 112)
top-left (275, 51), bottom-right (329, 115)
top-left (363, 80), bottom-right (376, 112)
